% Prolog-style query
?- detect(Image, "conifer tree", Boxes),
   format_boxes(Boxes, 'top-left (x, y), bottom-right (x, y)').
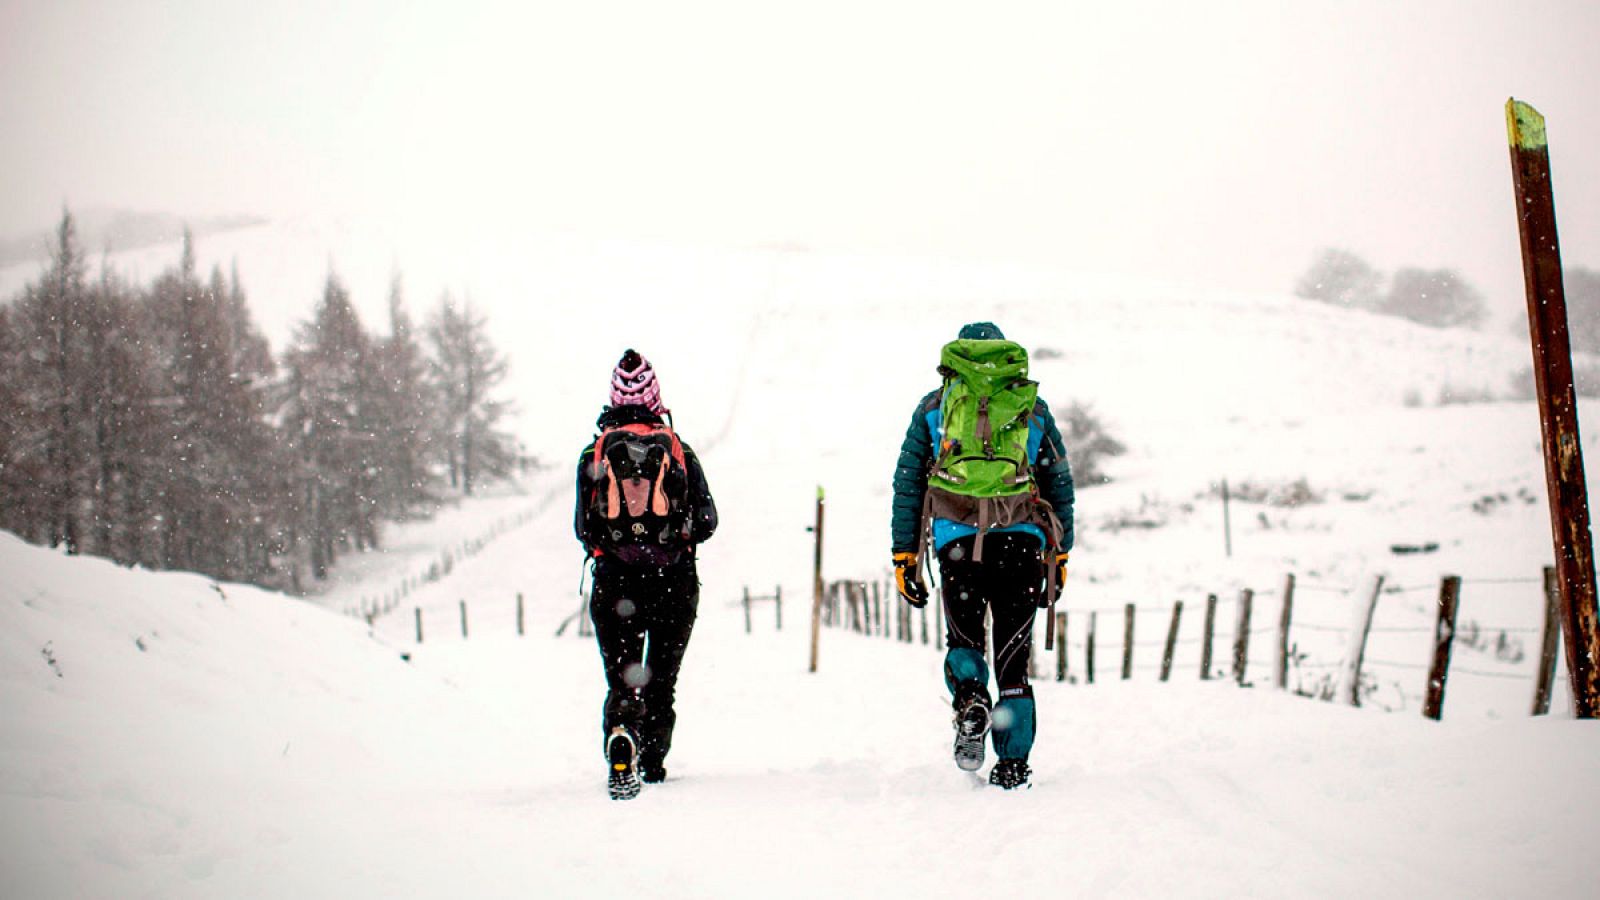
top-left (427, 293), bottom-right (515, 496)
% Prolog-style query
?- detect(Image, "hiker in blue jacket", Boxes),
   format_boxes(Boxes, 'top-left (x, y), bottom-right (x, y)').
top-left (890, 322), bottom-right (1075, 789)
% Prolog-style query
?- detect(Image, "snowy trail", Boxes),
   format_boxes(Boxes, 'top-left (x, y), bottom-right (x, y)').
top-left (3, 496), bottom-right (1598, 898)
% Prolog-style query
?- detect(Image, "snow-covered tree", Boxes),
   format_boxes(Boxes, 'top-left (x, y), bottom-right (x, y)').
top-left (427, 294), bottom-right (515, 496)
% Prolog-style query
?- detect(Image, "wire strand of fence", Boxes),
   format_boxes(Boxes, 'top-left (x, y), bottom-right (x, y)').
top-left (1368, 625), bottom-right (1435, 634)
top-left (1450, 666), bottom-right (1530, 680)
top-left (1292, 622), bottom-right (1347, 632)
top-left (1461, 577), bottom-right (1543, 585)
top-left (1365, 658), bottom-right (1429, 671)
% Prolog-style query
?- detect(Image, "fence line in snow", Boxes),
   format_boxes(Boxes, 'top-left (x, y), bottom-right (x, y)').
top-left (816, 567), bottom-right (1568, 721)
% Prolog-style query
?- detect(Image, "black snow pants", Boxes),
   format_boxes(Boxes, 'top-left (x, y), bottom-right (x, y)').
top-left (589, 556), bottom-right (699, 767)
top-left (938, 532), bottom-right (1043, 712)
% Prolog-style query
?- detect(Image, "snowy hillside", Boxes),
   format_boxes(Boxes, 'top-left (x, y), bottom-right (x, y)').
top-left (5, 220), bottom-right (1599, 896)
top-left (3, 528), bottom-right (1598, 898)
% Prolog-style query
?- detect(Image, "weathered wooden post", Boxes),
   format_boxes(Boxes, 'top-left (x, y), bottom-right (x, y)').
top-left (809, 486), bottom-right (825, 673)
top-left (1121, 603), bottom-right (1136, 680)
top-left (1055, 612), bottom-right (1068, 681)
top-left (517, 592), bottom-right (524, 636)
top-left (743, 586), bottom-right (752, 634)
top-left (1086, 611), bottom-right (1098, 684)
top-left (1276, 574), bottom-right (1296, 690)
top-left (1200, 594), bottom-right (1218, 680)
top-left (1341, 575), bottom-right (1386, 707)
top-left (1507, 98), bottom-right (1600, 717)
top-left (1423, 576), bottom-right (1463, 721)
top-left (775, 585), bottom-right (782, 631)
top-left (415, 607), bottom-right (423, 644)
top-left (1160, 600), bottom-right (1184, 682)
top-left (1534, 566), bottom-right (1562, 715)
top-left (935, 589), bottom-right (945, 650)
top-left (1233, 589), bottom-right (1254, 685)
top-left (1222, 478), bottom-right (1233, 558)
top-left (920, 603), bottom-right (929, 645)
top-left (460, 600), bottom-right (469, 639)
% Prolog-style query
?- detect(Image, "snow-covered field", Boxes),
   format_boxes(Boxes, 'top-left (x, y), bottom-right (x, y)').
top-left (4, 226), bottom-right (1599, 897)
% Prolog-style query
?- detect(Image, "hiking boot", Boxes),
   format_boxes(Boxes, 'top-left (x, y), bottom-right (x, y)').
top-left (606, 727), bottom-right (641, 800)
top-left (640, 760), bottom-right (668, 784)
top-left (953, 696), bottom-right (991, 772)
top-left (989, 758), bottom-right (1031, 790)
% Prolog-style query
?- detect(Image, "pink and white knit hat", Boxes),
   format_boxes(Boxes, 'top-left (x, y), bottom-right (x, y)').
top-left (610, 349), bottom-right (667, 415)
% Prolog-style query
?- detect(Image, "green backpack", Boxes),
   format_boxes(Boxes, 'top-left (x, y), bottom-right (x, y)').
top-left (924, 338), bottom-right (1058, 563)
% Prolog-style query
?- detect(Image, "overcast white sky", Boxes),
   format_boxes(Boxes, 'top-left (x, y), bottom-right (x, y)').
top-left (3, 0), bottom-right (1598, 313)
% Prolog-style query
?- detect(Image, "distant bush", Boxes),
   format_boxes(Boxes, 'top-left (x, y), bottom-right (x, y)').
top-left (1561, 266), bottom-right (1600, 353)
top-left (1294, 248), bottom-right (1382, 310)
top-left (1215, 478), bottom-right (1323, 508)
top-left (1507, 363), bottom-right (1600, 400)
top-left (1435, 383), bottom-right (1499, 405)
top-left (1058, 401), bottom-right (1126, 486)
top-left (1294, 248), bottom-right (1489, 330)
top-left (1377, 267), bottom-right (1488, 329)
top-left (1033, 346), bottom-right (1065, 361)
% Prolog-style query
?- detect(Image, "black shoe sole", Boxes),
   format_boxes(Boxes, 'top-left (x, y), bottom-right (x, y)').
top-left (954, 704), bottom-right (991, 772)
top-left (607, 729), bottom-right (641, 801)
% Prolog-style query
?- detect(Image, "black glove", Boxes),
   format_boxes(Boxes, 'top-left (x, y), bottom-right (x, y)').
top-left (893, 552), bottom-right (928, 608)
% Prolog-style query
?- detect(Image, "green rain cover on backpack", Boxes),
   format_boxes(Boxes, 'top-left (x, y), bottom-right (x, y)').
top-left (930, 338), bottom-right (1038, 499)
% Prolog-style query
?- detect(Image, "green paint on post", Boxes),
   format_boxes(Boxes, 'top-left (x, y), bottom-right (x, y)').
top-left (1506, 98), bottom-right (1547, 150)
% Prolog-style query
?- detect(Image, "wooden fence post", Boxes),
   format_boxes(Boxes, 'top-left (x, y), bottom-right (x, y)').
top-left (1341, 575), bottom-right (1386, 707)
top-left (1055, 612), bottom-right (1068, 682)
top-left (415, 607), bottom-right (423, 644)
top-left (775, 585), bottom-right (782, 631)
top-left (1160, 601), bottom-right (1183, 682)
top-left (460, 600), bottom-right (469, 639)
top-left (1276, 574), bottom-right (1296, 690)
top-left (1222, 478), bottom-right (1233, 558)
top-left (517, 592), bottom-right (525, 636)
top-left (1200, 594), bottom-right (1218, 680)
top-left (809, 486), bottom-right (824, 673)
top-left (1508, 100), bottom-right (1600, 718)
top-left (1086, 611), bottom-right (1098, 684)
top-left (1423, 575), bottom-right (1463, 721)
top-left (1534, 566), bottom-right (1562, 715)
top-left (744, 586), bottom-right (752, 634)
top-left (1233, 589), bottom-right (1254, 685)
top-left (1122, 603), bottom-right (1136, 680)
top-left (920, 604), bottom-right (929, 645)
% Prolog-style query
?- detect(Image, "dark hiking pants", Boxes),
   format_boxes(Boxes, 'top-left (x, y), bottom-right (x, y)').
top-left (589, 557), bottom-right (699, 767)
top-left (937, 532), bottom-right (1042, 760)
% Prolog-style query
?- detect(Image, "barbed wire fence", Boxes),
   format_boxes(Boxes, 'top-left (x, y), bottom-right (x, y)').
top-left (816, 566), bottom-right (1567, 721)
top-left (340, 506), bottom-right (540, 624)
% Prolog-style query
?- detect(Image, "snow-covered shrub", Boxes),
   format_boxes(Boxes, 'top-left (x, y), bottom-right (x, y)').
top-left (1507, 362), bottom-right (1600, 399)
top-left (1215, 478), bottom-right (1323, 508)
top-left (1058, 401), bottom-right (1126, 486)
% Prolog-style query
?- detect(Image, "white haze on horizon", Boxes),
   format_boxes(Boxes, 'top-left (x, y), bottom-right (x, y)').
top-left (3, 0), bottom-right (1599, 322)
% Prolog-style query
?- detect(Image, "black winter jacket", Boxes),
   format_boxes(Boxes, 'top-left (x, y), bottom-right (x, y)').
top-left (575, 405), bottom-right (717, 563)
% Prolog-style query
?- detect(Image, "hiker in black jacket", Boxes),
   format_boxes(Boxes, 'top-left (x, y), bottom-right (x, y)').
top-left (575, 349), bottom-right (717, 800)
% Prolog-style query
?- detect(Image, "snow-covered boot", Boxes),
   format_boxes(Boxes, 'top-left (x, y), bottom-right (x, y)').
top-left (953, 694), bottom-right (991, 772)
top-left (606, 726), bottom-right (641, 800)
top-left (988, 757), bottom-right (1031, 790)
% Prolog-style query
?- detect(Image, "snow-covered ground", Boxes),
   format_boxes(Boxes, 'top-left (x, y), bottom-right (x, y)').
top-left (4, 227), bottom-right (1599, 896)
top-left (3, 530), bottom-right (1596, 899)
